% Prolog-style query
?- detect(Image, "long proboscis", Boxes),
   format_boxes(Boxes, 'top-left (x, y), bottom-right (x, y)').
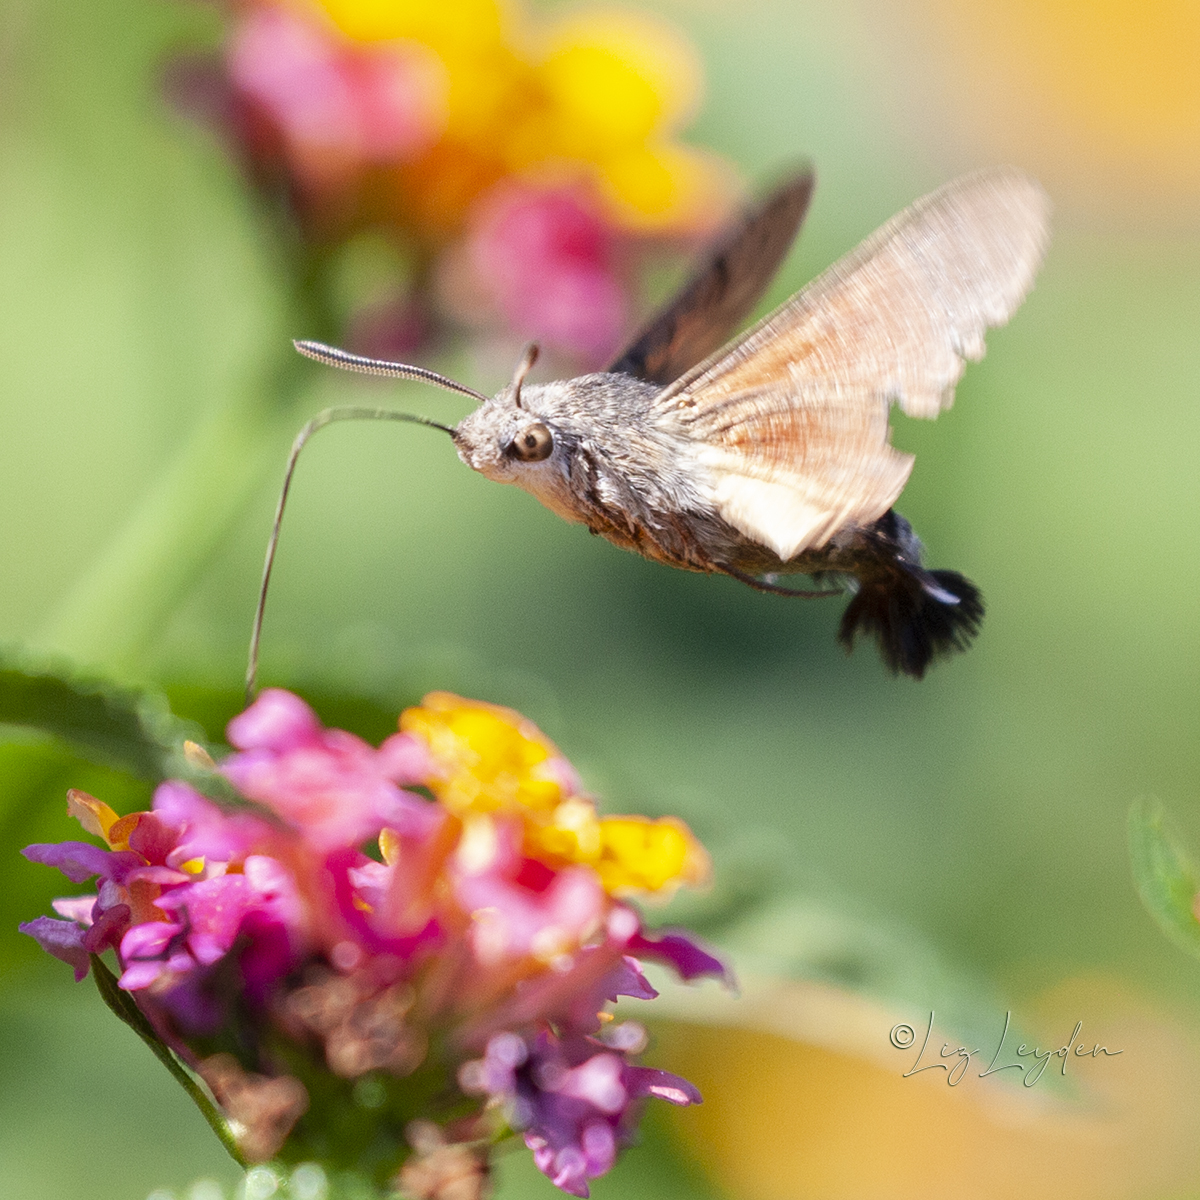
top-left (246, 405), bottom-right (456, 703)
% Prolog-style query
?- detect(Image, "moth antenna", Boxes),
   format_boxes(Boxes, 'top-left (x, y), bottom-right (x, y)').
top-left (510, 343), bottom-right (540, 410)
top-left (294, 340), bottom-right (490, 403)
top-left (246, 405), bottom-right (456, 704)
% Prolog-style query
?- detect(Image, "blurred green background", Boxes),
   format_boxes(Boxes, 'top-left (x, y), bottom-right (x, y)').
top-left (3, 0), bottom-right (1200, 1196)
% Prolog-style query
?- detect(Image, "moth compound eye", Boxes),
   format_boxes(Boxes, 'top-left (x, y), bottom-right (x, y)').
top-left (508, 423), bottom-right (554, 462)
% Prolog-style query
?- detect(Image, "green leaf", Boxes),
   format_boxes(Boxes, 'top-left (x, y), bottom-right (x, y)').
top-left (90, 955), bottom-right (247, 1168)
top-left (1128, 796), bottom-right (1200, 959)
top-left (0, 648), bottom-right (240, 802)
top-left (0, 652), bottom-right (194, 777)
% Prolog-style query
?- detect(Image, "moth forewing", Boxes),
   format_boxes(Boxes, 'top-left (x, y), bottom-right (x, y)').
top-left (652, 167), bottom-right (1051, 554)
top-left (608, 167), bottom-right (816, 386)
top-left (657, 168), bottom-right (1049, 410)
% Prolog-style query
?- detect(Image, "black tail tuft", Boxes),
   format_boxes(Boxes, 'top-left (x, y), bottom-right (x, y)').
top-left (837, 568), bottom-right (984, 679)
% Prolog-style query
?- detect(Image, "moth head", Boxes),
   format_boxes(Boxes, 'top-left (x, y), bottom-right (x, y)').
top-left (453, 344), bottom-right (566, 482)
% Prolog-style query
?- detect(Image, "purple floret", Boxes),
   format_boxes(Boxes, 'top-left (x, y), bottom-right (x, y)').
top-left (22, 842), bottom-right (141, 885)
top-left (628, 927), bottom-right (733, 987)
top-left (19, 916), bottom-right (91, 981)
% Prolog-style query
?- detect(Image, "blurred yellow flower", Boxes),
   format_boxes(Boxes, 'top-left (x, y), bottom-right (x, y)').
top-left (656, 977), bottom-right (1200, 1200)
top-left (918, 0), bottom-right (1200, 213)
top-left (536, 8), bottom-right (701, 154)
top-left (307, 0), bottom-right (728, 233)
top-left (317, 0), bottom-right (507, 54)
top-left (598, 141), bottom-right (729, 229)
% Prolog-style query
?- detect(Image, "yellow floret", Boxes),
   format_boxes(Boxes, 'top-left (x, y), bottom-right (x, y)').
top-left (317, 0), bottom-right (506, 53)
top-left (597, 142), bottom-right (731, 231)
top-left (67, 789), bottom-right (123, 846)
top-left (537, 7), bottom-right (700, 157)
top-left (401, 693), bottom-right (711, 898)
top-left (401, 692), bottom-right (564, 817)
top-left (595, 815), bottom-right (710, 896)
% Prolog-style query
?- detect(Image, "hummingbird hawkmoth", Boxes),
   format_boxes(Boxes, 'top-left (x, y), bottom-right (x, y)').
top-left (253, 166), bottom-right (1050, 692)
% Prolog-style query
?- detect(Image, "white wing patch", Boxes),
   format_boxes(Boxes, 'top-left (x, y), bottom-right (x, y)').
top-left (695, 442), bottom-right (915, 560)
top-left (709, 473), bottom-right (836, 560)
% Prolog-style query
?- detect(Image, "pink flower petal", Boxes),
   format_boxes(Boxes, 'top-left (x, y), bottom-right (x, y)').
top-left (376, 732), bottom-right (431, 783)
top-left (228, 7), bottom-right (444, 163)
top-left (226, 687), bottom-right (323, 752)
top-left (51, 895), bottom-right (97, 925)
top-left (466, 184), bottom-right (627, 361)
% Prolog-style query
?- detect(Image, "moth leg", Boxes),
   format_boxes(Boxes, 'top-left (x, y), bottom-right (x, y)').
top-left (718, 564), bottom-right (842, 599)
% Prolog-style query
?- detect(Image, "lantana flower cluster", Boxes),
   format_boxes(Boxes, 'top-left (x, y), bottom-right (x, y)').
top-left (21, 689), bottom-right (725, 1197)
top-left (178, 0), bottom-right (734, 364)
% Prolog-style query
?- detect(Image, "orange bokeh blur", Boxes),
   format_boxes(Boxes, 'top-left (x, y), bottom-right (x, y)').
top-left (654, 977), bottom-right (1200, 1200)
top-left (911, 0), bottom-right (1200, 219)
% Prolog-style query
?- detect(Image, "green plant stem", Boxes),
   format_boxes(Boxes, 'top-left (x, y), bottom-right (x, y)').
top-left (35, 354), bottom-right (305, 673)
top-left (91, 954), bottom-right (248, 1168)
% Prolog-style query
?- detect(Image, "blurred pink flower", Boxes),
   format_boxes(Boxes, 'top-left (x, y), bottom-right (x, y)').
top-left (461, 183), bottom-right (628, 363)
top-left (228, 6), bottom-right (446, 170)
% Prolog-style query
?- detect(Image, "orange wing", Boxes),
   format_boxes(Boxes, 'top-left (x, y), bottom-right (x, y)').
top-left (656, 168), bottom-right (1051, 561)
